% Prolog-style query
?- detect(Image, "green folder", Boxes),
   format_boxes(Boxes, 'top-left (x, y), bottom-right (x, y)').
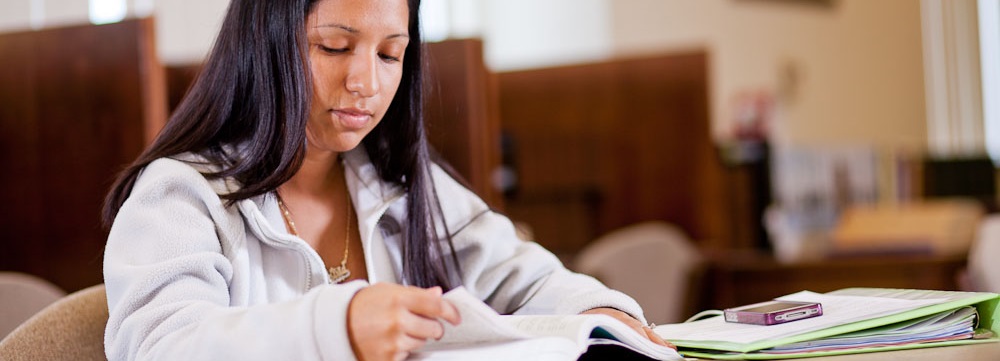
top-left (672, 288), bottom-right (1000, 360)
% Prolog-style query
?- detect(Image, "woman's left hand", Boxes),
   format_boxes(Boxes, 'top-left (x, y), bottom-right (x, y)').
top-left (581, 308), bottom-right (676, 350)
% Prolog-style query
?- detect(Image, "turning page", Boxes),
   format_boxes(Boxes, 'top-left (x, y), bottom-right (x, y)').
top-left (412, 287), bottom-right (682, 361)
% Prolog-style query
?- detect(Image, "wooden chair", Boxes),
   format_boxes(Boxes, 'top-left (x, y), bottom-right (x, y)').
top-left (967, 215), bottom-right (1000, 293)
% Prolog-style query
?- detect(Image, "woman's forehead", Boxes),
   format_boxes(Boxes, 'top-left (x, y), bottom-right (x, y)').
top-left (307, 0), bottom-right (410, 34)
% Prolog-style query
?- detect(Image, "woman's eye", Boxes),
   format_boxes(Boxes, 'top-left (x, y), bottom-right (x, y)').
top-left (379, 53), bottom-right (401, 63)
top-left (319, 45), bottom-right (347, 54)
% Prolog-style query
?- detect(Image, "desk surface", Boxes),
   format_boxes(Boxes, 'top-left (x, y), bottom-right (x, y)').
top-left (687, 342), bottom-right (1000, 360)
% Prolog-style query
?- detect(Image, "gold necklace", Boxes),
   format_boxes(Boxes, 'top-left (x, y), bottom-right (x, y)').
top-left (276, 192), bottom-right (352, 284)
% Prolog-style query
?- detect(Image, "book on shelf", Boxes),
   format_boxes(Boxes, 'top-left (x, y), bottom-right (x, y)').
top-left (408, 287), bottom-right (683, 361)
top-left (654, 288), bottom-right (1000, 360)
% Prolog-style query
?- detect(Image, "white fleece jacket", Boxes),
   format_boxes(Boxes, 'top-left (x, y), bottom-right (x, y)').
top-left (103, 148), bottom-right (646, 360)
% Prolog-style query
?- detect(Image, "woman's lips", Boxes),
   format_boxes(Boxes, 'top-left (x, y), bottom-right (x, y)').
top-left (332, 108), bottom-right (372, 129)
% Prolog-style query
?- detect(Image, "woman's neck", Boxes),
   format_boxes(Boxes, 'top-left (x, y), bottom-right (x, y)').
top-left (282, 148), bottom-right (344, 197)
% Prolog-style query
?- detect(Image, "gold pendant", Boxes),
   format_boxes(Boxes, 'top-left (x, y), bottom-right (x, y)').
top-left (329, 266), bottom-right (351, 284)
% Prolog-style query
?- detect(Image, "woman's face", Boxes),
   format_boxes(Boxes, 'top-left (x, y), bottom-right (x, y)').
top-left (305, 0), bottom-right (410, 154)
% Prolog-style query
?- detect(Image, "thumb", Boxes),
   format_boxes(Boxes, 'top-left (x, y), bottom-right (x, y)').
top-left (426, 286), bottom-right (443, 297)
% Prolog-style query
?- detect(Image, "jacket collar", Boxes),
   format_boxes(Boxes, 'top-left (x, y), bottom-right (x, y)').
top-left (341, 148), bottom-right (406, 245)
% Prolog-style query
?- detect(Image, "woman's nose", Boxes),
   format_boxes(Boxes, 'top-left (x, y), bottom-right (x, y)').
top-left (345, 52), bottom-right (379, 97)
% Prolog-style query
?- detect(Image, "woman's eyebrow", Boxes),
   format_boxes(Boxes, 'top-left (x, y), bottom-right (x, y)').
top-left (314, 23), bottom-right (409, 39)
top-left (315, 23), bottom-right (359, 33)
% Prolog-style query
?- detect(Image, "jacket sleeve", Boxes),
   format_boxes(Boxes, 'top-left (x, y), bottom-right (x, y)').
top-left (103, 158), bottom-right (364, 361)
top-left (429, 166), bottom-right (648, 324)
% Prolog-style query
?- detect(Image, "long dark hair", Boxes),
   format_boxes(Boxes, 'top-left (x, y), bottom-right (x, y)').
top-left (103, 0), bottom-right (458, 289)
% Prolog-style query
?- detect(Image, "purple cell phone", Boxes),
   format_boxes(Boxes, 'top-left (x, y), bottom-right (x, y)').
top-left (723, 300), bottom-right (823, 325)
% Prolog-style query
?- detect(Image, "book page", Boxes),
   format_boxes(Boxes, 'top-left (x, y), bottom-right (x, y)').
top-left (828, 288), bottom-right (985, 303)
top-left (428, 287), bottom-right (530, 345)
top-left (431, 287), bottom-right (619, 344)
top-left (424, 287), bottom-right (682, 361)
top-left (655, 291), bottom-right (944, 344)
top-left (434, 288), bottom-right (646, 344)
top-left (505, 315), bottom-right (594, 339)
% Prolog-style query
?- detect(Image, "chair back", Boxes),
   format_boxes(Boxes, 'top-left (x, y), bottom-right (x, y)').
top-left (0, 272), bottom-right (66, 338)
top-left (575, 221), bottom-right (703, 324)
top-left (0, 284), bottom-right (108, 361)
top-left (968, 215), bottom-right (1000, 292)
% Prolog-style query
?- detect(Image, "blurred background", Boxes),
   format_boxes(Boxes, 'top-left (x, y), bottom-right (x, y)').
top-left (2, 0), bottom-right (999, 332)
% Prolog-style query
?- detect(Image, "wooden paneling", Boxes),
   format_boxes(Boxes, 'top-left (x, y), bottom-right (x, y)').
top-left (0, 18), bottom-right (166, 292)
top-left (424, 39), bottom-right (503, 208)
top-left (498, 51), bottom-right (729, 254)
top-left (165, 64), bottom-right (200, 113)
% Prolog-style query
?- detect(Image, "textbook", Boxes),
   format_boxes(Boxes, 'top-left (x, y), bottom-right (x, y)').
top-left (654, 288), bottom-right (1000, 360)
top-left (409, 287), bottom-right (683, 361)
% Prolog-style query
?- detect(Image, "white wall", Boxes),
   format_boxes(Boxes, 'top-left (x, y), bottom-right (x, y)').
top-left (404, 0), bottom-right (614, 71)
top-left (611, 0), bottom-right (928, 151)
top-left (0, 0), bottom-right (32, 32)
top-left (43, 0), bottom-right (90, 28)
top-left (151, 0), bottom-right (227, 65)
top-left (0, 0), bottom-right (88, 32)
top-left (478, 0), bottom-right (613, 71)
top-left (0, 0), bottom-right (226, 65)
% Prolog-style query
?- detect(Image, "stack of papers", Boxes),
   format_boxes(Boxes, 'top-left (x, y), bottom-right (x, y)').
top-left (761, 306), bottom-right (977, 354)
top-left (653, 288), bottom-right (1000, 360)
top-left (655, 291), bottom-right (945, 349)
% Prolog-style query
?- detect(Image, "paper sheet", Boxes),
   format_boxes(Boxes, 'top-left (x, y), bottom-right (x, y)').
top-left (430, 287), bottom-right (528, 344)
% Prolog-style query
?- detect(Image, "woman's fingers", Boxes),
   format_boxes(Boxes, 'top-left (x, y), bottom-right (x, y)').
top-left (404, 286), bottom-right (461, 325)
top-left (399, 310), bottom-right (448, 340)
top-left (374, 333), bottom-right (427, 361)
top-left (581, 307), bottom-right (676, 350)
top-left (348, 284), bottom-right (463, 361)
top-left (642, 326), bottom-right (676, 349)
top-left (395, 334), bottom-right (429, 354)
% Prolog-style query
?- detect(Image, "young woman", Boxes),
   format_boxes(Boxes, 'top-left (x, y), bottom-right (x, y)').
top-left (102, 0), bottom-right (669, 360)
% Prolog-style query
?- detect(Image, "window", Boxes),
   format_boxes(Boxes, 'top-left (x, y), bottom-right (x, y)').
top-left (981, 0), bottom-right (1000, 164)
top-left (420, 0), bottom-right (450, 42)
top-left (921, 0), bottom-right (985, 157)
top-left (89, 0), bottom-right (126, 25)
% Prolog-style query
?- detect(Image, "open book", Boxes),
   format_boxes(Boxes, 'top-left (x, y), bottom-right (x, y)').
top-left (654, 288), bottom-right (1000, 360)
top-left (408, 287), bottom-right (683, 361)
